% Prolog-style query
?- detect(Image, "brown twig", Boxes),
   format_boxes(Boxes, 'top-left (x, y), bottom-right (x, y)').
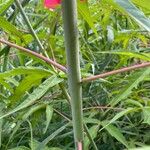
top-left (82, 62), bottom-right (150, 82)
top-left (1, 39), bottom-right (150, 83)
top-left (0, 39), bottom-right (67, 72)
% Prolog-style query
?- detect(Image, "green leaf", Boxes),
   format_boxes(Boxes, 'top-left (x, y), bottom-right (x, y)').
top-left (142, 107), bottom-right (150, 125)
top-left (8, 73), bottom-right (51, 107)
top-left (129, 146), bottom-right (150, 150)
top-left (37, 123), bottom-right (70, 150)
top-left (97, 51), bottom-right (150, 61)
top-left (131, 0), bottom-right (150, 12)
top-left (84, 125), bottom-right (99, 149)
top-left (125, 99), bottom-right (143, 108)
top-left (115, 0), bottom-right (150, 32)
top-left (101, 121), bottom-right (129, 148)
top-left (0, 0), bottom-right (14, 15)
top-left (110, 68), bottom-right (150, 106)
top-left (78, 1), bottom-right (97, 35)
top-left (99, 108), bottom-right (138, 132)
top-left (0, 79), bottom-right (14, 93)
top-left (8, 146), bottom-right (30, 150)
top-left (22, 104), bottom-right (46, 120)
top-left (43, 105), bottom-right (54, 134)
top-left (0, 75), bottom-right (63, 119)
top-left (31, 139), bottom-right (62, 150)
top-left (0, 16), bottom-right (24, 38)
top-left (0, 103), bottom-right (5, 147)
top-left (0, 67), bottom-right (53, 78)
top-left (18, 51), bottom-right (53, 69)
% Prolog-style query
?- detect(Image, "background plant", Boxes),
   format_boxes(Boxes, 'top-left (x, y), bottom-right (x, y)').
top-left (0, 0), bottom-right (150, 149)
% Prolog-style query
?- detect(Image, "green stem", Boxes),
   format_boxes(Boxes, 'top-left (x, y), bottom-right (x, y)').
top-left (62, 0), bottom-right (84, 149)
top-left (15, 0), bottom-right (48, 56)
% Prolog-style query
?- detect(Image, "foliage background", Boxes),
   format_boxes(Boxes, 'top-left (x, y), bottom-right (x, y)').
top-left (0, 0), bottom-right (150, 149)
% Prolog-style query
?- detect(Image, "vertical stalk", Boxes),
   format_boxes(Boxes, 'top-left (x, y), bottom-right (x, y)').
top-left (62, 0), bottom-right (84, 149)
top-left (15, 0), bottom-right (48, 57)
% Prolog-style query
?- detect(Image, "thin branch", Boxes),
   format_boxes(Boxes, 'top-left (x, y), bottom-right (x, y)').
top-left (15, 0), bottom-right (48, 56)
top-left (1, 39), bottom-right (149, 83)
top-left (82, 62), bottom-right (150, 82)
top-left (0, 39), bottom-right (67, 72)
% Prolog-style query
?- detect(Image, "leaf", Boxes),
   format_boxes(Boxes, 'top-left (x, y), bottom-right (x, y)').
top-left (31, 139), bottom-right (62, 150)
top-left (83, 118), bottom-right (100, 124)
top-left (78, 1), bottom-right (97, 35)
top-left (8, 73), bottom-right (51, 107)
top-left (142, 107), bottom-right (150, 125)
top-left (8, 146), bottom-right (30, 150)
top-left (37, 123), bottom-right (70, 150)
top-left (0, 16), bottom-right (24, 38)
top-left (108, 108), bottom-right (137, 125)
top-left (99, 108), bottom-right (138, 132)
top-left (131, 0), bottom-right (150, 12)
top-left (97, 51), bottom-right (150, 61)
top-left (107, 26), bottom-right (114, 43)
top-left (0, 76), bottom-right (63, 120)
top-left (84, 125), bottom-right (99, 149)
top-left (18, 51), bottom-right (53, 69)
top-left (115, 0), bottom-right (150, 32)
top-left (0, 103), bottom-right (5, 147)
top-left (43, 105), bottom-right (54, 134)
top-left (0, 79), bottom-right (14, 93)
top-left (125, 99), bottom-right (143, 108)
top-left (129, 146), bottom-right (150, 150)
top-left (0, 67), bottom-right (53, 78)
top-left (22, 104), bottom-right (46, 120)
top-left (0, 0), bottom-right (14, 15)
top-left (109, 68), bottom-right (150, 106)
top-left (101, 121), bottom-right (129, 148)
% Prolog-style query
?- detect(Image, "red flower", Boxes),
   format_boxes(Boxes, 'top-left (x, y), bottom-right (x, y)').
top-left (44, 0), bottom-right (61, 9)
top-left (44, 0), bottom-right (85, 9)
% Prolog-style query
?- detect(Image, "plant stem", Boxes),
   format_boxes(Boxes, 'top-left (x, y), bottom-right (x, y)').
top-left (15, 0), bottom-right (48, 56)
top-left (1, 39), bottom-right (149, 82)
top-left (82, 62), bottom-right (150, 82)
top-left (62, 0), bottom-right (84, 149)
top-left (0, 39), bottom-right (66, 72)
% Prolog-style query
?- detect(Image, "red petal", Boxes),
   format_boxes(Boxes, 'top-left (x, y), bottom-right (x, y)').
top-left (44, 0), bottom-right (61, 9)
top-left (44, 0), bottom-right (86, 9)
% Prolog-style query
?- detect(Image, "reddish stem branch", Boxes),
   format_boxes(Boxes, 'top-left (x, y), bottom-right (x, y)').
top-left (0, 39), bottom-right (67, 72)
top-left (1, 39), bottom-right (150, 83)
top-left (82, 62), bottom-right (150, 82)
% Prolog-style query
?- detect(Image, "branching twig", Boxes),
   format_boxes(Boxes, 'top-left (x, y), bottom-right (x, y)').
top-left (1, 39), bottom-right (149, 83)
top-left (0, 39), bottom-right (67, 72)
top-left (82, 62), bottom-right (150, 82)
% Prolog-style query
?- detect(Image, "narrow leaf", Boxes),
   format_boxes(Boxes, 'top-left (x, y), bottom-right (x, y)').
top-left (78, 1), bottom-right (97, 35)
top-left (142, 107), bottom-right (150, 125)
top-left (0, 16), bottom-right (23, 38)
top-left (99, 108), bottom-right (138, 132)
top-left (115, 0), bottom-right (150, 32)
top-left (110, 68), bottom-right (150, 106)
top-left (0, 0), bottom-right (14, 15)
top-left (101, 121), bottom-right (129, 148)
top-left (0, 76), bottom-right (63, 120)
top-left (84, 125), bottom-right (99, 149)
top-left (43, 105), bottom-right (54, 134)
top-left (37, 123), bottom-right (70, 150)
